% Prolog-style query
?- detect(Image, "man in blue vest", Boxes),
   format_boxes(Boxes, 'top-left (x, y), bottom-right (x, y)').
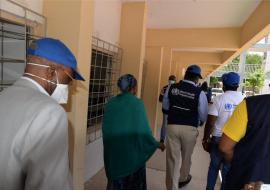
top-left (219, 92), bottom-right (270, 189)
top-left (164, 65), bottom-right (208, 190)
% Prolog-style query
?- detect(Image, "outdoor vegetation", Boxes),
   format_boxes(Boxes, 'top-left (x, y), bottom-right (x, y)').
top-left (211, 53), bottom-right (266, 95)
top-left (245, 69), bottom-right (266, 95)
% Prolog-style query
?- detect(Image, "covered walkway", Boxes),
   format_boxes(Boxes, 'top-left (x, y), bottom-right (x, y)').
top-left (1, 1), bottom-right (270, 190)
top-left (85, 128), bottom-right (221, 190)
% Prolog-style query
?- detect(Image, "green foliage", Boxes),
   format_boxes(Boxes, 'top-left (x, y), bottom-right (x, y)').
top-left (210, 76), bottom-right (219, 87)
top-left (230, 54), bottom-right (263, 65)
top-left (232, 56), bottom-right (240, 64)
top-left (246, 54), bottom-right (263, 65)
top-left (245, 69), bottom-right (266, 94)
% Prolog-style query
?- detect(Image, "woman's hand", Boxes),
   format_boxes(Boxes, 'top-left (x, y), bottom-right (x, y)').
top-left (159, 142), bottom-right (166, 152)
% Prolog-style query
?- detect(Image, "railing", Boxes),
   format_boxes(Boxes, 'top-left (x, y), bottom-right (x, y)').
top-left (213, 63), bottom-right (264, 77)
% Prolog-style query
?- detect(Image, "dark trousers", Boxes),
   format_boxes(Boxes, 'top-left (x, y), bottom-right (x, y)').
top-left (107, 167), bottom-right (147, 190)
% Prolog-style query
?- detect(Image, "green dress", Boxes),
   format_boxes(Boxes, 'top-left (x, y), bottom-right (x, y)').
top-left (102, 92), bottom-right (159, 181)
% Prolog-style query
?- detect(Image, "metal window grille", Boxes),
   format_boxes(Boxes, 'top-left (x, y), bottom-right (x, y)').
top-left (0, 0), bottom-right (46, 94)
top-left (0, 19), bottom-right (35, 93)
top-left (86, 37), bottom-right (122, 144)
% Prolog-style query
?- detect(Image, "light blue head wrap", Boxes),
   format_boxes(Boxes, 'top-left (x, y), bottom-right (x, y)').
top-left (117, 74), bottom-right (137, 92)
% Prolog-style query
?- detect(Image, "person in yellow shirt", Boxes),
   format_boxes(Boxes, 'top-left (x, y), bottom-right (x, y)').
top-left (219, 94), bottom-right (270, 190)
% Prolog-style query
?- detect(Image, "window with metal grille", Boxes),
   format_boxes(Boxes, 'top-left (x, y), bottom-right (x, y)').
top-left (86, 37), bottom-right (122, 144)
top-left (0, 19), bottom-right (35, 93)
top-left (1, 0), bottom-right (46, 94)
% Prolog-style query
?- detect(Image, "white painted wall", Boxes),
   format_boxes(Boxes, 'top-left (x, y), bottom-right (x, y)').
top-left (85, 138), bottom-right (104, 181)
top-left (85, 0), bottom-right (122, 182)
top-left (93, 0), bottom-right (122, 45)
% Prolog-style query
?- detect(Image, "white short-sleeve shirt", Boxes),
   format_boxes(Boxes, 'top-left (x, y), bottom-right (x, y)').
top-left (208, 91), bottom-right (245, 137)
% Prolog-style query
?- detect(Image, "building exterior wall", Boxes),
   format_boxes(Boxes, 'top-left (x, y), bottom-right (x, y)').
top-left (143, 46), bottom-right (163, 133)
top-left (119, 2), bottom-right (147, 98)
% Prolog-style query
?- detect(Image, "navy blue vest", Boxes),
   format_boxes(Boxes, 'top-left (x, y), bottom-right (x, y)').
top-left (167, 81), bottom-right (201, 127)
top-left (225, 95), bottom-right (270, 190)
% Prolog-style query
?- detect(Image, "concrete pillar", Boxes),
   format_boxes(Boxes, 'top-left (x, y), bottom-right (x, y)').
top-left (155, 48), bottom-right (172, 133)
top-left (174, 63), bottom-right (178, 79)
top-left (160, 47), bottom-right (172, 88)
top-left (182, 67), bottom-right (186, 79)
top-left (171, 60), bottom-right (177, 76)
top-left (119, 2), bottom-right (147, 97)
top-left (43, 1), bottom-right (93, 190)
top-left (207, 76), bottom-right (211, 85)
top-left (143, 46), bottom-right (163, 134)
top-left (239, 51), bottom-right (247, 91)
top-left (262, 35), bottom-right (270, 94)
top-left (177, 63), bottom-right (184, 80)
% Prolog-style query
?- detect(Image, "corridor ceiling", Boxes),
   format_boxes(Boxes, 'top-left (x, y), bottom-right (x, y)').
top-left (147, 0), bottom-right (261, 29)
top-left (142, 0), bottom-right (269, 78)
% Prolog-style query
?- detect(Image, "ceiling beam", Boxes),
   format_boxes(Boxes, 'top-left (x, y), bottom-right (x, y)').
top-left (172, 51), bottom-right (222, 65)
top-left (250, 43), bottom-right (270, 52)
top-left (208, 0), bottom-right (270, 77)
top-left (241, 0), bottom-right (270, 46)
top-left (176, 61), bottom-right (218, 72)
top-left (179, 63), bottom-right (219, 70)
top-left (221, 51), bottom-right (236, 63)
top-left (146, 27), bottom-right (241, 51)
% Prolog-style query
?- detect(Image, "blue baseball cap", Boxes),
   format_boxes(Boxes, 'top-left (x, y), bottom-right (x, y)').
top-left (27, 38), bottom-right (85, 81)
top-left (222, 72), bottom-right (240, 87)
top-left (186, 65), bottom-right (202, 79)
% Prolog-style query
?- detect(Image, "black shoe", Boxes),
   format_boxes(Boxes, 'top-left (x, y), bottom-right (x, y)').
top-left (178, 174), bottom-right (192, 188)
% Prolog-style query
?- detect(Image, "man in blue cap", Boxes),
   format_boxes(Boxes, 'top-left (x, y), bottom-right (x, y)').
top-left (202, 72), bottom-right (244, 190)
top-left (164, 65), bottom-right (208, 190)
top-left (0, 38), bottom-right (84, 190)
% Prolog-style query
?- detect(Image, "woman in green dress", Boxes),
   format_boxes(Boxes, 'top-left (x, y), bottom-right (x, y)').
top-left (102, 74), bottom-right (165, 190)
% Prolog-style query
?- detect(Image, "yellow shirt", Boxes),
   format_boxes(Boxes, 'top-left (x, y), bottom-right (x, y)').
top-left (222, 100), bottom-right (248, 142)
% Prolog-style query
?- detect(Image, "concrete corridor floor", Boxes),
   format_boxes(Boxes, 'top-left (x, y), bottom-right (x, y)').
top-left (85, 128), bottom-right (221, 190)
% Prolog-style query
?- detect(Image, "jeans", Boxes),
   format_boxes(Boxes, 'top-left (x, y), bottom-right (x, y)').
top-left (160, 113), bottom-right (168, 141)
top-left (206, 137), bottom-right (230, 190)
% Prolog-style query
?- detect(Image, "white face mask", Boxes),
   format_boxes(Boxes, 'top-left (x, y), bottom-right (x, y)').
top-left (25, 62), bottom-right (69, 104)
top-left (51, 74), bottom-right (69, 104)
top-left (169, 80), bottom-right (176, 85)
